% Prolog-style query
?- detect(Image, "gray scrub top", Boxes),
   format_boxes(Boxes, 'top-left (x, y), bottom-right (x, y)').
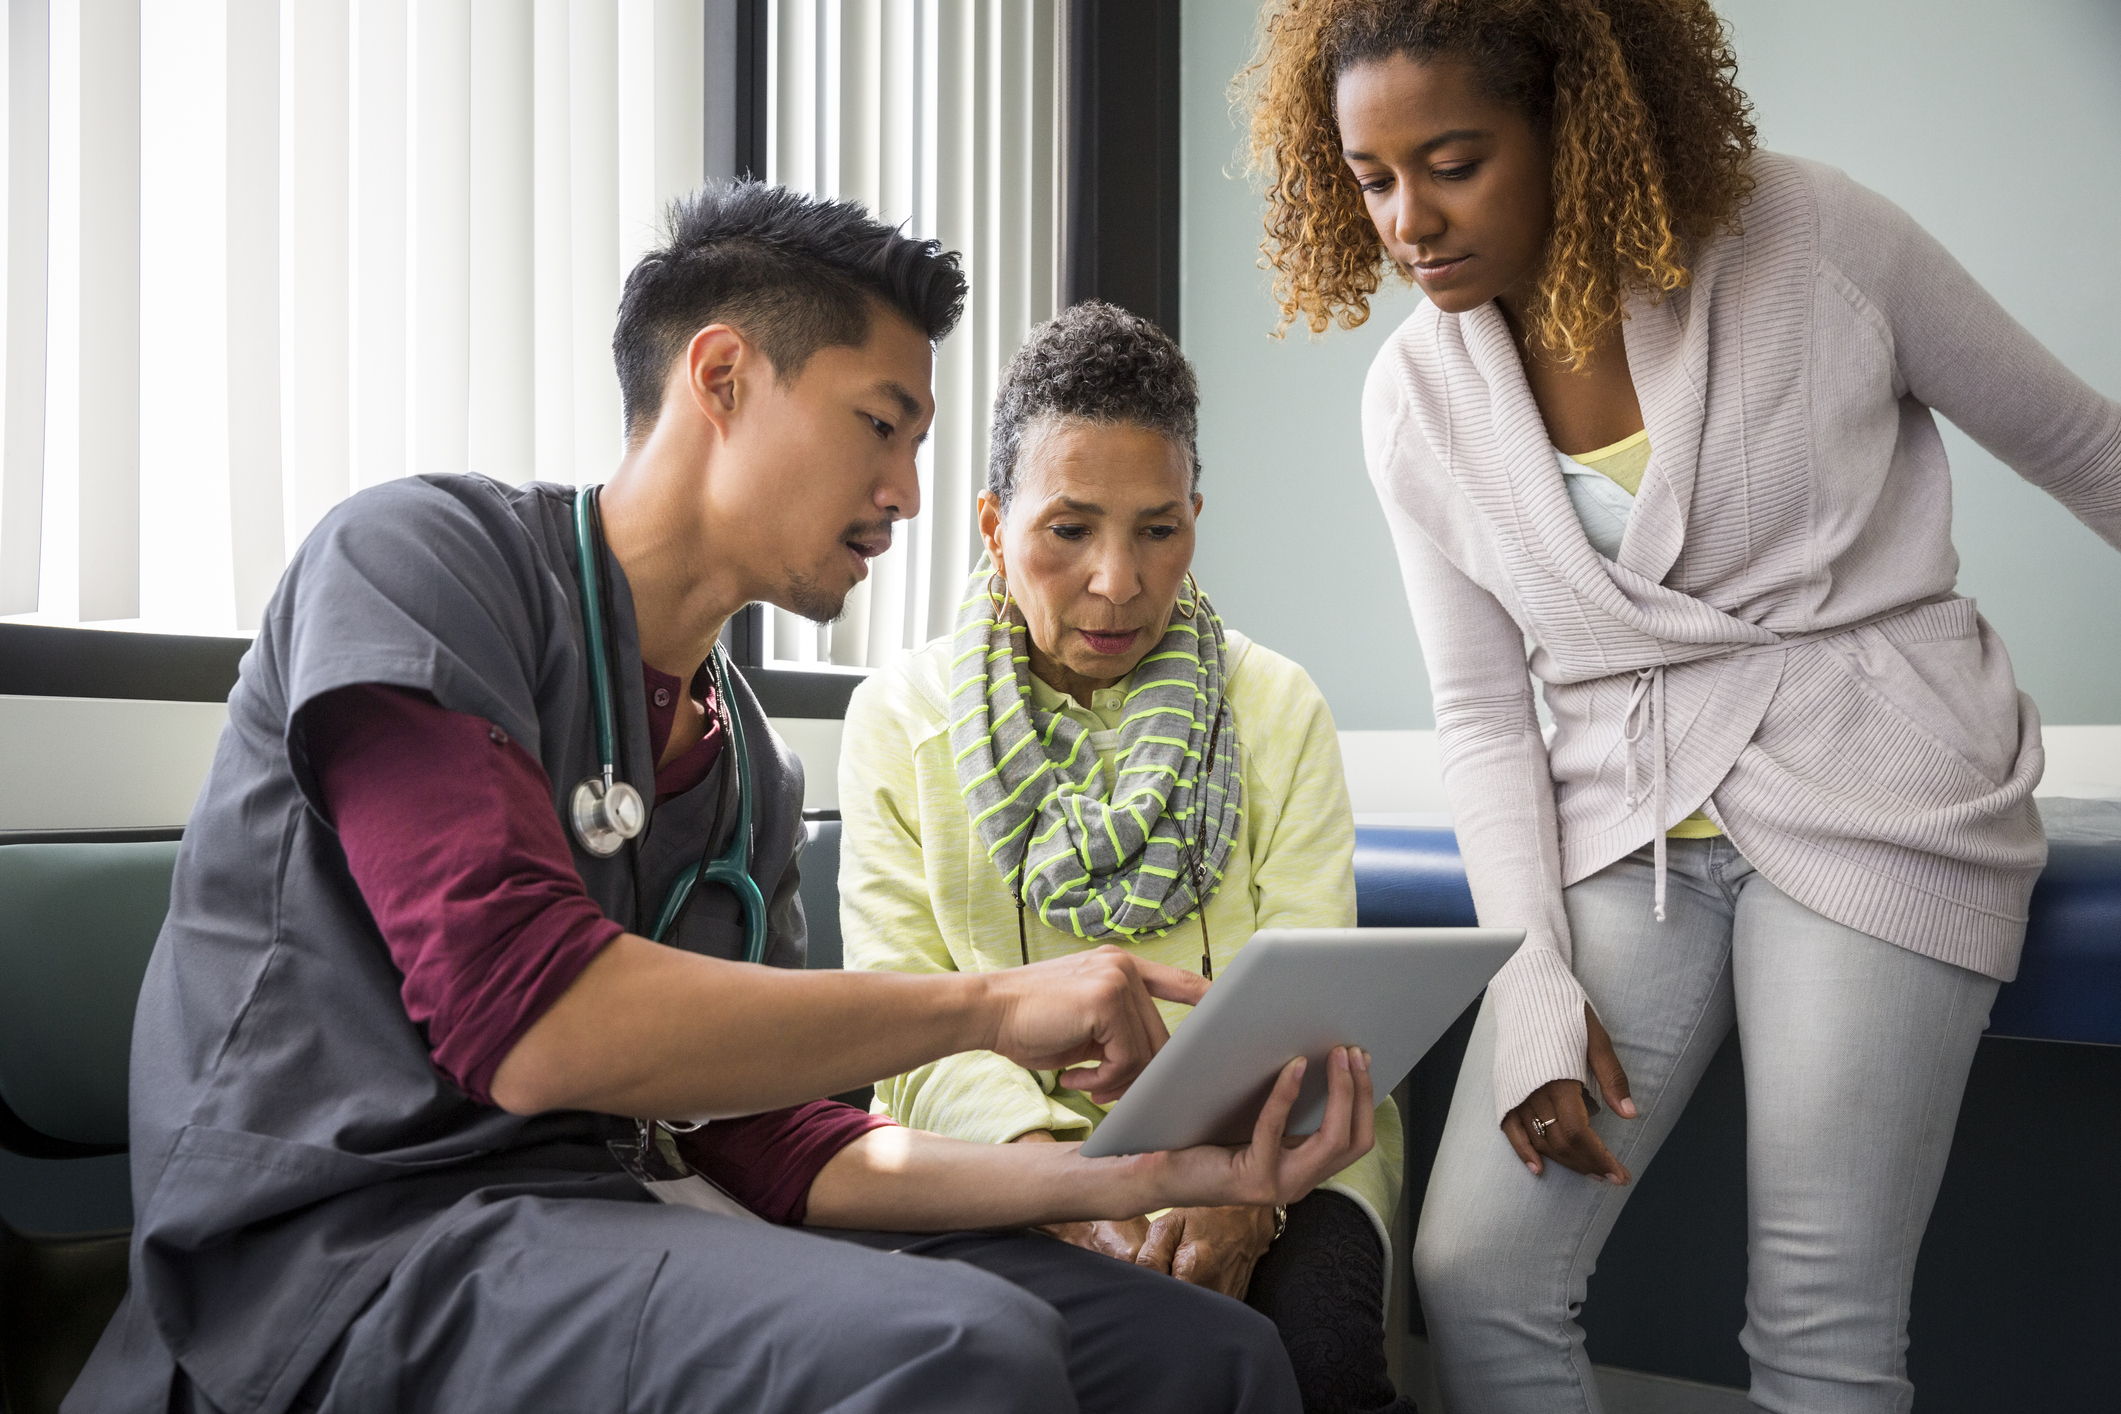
top-left (67, 475), bottom-right (810, 1414)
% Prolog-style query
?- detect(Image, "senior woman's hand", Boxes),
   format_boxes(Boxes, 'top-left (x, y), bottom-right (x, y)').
top-left (1038, 1215), bottom-right (1154, 1261)
top-left (1133, 1206), bottom-right (1276, 1299)
top-left (1014, 1047), bottom-right (1372, 1281)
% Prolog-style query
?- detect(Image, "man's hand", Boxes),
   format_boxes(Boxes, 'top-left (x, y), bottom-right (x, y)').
top-left (1134, 1206), bottom-right (1276, 1299)
top-left (806, 1048), bottom-right (1373, 1233)
top-left (979, 946), bottom-right (1209, 1104)
top-left (1152, 1045), bottom-right (1375, 1210)
top-left (1501, 1005), bottom-right (1637, 1184)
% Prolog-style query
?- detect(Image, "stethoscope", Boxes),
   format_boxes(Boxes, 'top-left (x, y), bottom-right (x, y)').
top-left (569, 485), bottom-right (768, 964)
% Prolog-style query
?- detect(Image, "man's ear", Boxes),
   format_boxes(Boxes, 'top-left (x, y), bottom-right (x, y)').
top-left (976, 491), bottom-right (1007, 578)
top-left (684, 324), bottom-right (754, 439)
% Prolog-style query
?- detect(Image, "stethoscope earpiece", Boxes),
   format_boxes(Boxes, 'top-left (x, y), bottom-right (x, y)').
top-left (570, 774), bottom-right (645, 858)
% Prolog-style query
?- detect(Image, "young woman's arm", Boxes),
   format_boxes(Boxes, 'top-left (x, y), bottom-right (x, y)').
top-left (1362, 354), bottom-right (1632, 1186)
top-left (1816, 168), bottom-right (2121, 549)
top-left (1364, 357), bottom-right (1582, 1099)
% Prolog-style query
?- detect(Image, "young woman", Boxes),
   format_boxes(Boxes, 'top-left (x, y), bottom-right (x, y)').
top-left (1244, 2), bottom-right (2120, 1410)
top-left (839, 301), bottom-right (1413, 1414)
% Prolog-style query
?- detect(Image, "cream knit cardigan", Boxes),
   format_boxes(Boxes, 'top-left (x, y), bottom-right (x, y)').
top-left (1360, 154), bottom-right (2121, 1119)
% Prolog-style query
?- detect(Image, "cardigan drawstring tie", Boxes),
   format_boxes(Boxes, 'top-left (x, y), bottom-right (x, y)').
top-left (1604, 598), bottom-right (1949, 927)
top-left (1621, 665), bottom-right (1670, 922)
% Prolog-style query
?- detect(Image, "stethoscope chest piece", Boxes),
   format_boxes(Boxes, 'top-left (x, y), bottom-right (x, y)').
top-left (571, 774), bottom-right (645, 857)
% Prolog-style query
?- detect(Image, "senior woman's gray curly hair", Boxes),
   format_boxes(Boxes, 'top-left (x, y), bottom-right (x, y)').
top-left (986, 300), bottom-right (1200, 511)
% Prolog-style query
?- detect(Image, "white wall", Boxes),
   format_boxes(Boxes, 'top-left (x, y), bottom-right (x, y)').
top-left (0, 696), bottom-right (229, 830)
top-left (1179, 0), bottom-right (2121, 731)
top-left (6, 695), bottom-right (2112, 835)
top-left (1178, 0), bottom-right (1427, 732)
top-left (0, 696), bottom-right (844, 831)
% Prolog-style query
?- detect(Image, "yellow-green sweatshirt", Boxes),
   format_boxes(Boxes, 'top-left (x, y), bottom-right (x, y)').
top-left (837, 629), bottom-right (1403, 1268)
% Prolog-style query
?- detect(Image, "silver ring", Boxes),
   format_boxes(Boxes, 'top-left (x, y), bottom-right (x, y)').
top-left (1529, 1115), bottom-right (1555, 1139)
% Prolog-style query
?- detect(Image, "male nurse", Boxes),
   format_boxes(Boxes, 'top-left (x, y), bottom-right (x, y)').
top-left (65, 183), bottom-right (1374, 1414)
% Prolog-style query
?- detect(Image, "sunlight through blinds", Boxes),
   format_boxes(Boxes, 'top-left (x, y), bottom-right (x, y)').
top-left (757, 0), bottom-right (1063, 675)
top-left (0, 0), bottom-right (1062, 650)
top-left (0, 0), bottom-right (705, 634)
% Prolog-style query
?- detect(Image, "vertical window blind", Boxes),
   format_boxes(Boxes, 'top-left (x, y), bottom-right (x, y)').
top-left (754, 0), bottom-right (1062, 674)
top-left (0, 0), bottom-right (1063, 665)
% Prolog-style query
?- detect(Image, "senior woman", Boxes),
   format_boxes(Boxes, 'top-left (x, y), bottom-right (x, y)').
top-left (1242, 3), bottom-right (2121, 1412)
top-left (839, 301), bottom-right (1412, 1414)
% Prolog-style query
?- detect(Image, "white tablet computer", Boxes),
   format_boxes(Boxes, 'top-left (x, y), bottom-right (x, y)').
top-left (1078, 927), bottom-right (1522, 1158)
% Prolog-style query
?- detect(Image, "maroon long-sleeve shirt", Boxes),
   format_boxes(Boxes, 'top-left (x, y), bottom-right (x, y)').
top-left (308, 664), bottom-right (889, 1224)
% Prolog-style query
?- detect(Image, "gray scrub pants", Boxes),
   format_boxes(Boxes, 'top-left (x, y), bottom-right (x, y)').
top-left (203, 1174), bottom-right (1300, 1414)
top-left (1412, 837), bottom-right (1999, 1414)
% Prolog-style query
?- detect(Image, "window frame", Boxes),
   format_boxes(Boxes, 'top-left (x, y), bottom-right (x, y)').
top-left (1064, 0), bottom-right (1182, 337)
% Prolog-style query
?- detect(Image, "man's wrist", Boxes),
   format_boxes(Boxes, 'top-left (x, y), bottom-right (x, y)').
top-left (917, 968), bottom-right (1001, 1061)
top-left (951, 969), bottom-right (1006, 1056)
top-left (1028, 1145), bottom-right (1160, 1226)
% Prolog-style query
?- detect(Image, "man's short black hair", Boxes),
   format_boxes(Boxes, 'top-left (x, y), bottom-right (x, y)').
top-left (987, 301), bottom-right (1200, 511)
top-left (614, 181), bottom-right (968, 445)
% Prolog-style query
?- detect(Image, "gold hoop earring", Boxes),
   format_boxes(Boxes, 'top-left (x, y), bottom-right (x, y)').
top-left (986, 570), bottom-right (1015, 627)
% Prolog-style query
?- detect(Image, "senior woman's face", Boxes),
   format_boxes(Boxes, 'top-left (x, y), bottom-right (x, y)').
top-left (978, 419), bottom-right (1201, 701)
top-left (1336, 53), bottom-right (1551, 318)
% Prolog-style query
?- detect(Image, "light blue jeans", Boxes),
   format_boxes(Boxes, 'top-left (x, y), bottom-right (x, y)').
top-left (1413, 837), bottom-right (2000, 1414)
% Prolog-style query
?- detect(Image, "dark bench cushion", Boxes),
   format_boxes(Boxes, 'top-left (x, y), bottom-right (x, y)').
top-left (0, 842), bottom-right (178, 1154)
top-left (798, 819), bottom-right (844, 971)
top-left (1988, 829), bottom-right (2121, 1045)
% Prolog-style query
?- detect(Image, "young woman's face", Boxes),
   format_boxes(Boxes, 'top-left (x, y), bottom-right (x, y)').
top-left (979, 419), bottom-right (1200, 694)
top-left (1336, 53), bottom-right (1552, 316)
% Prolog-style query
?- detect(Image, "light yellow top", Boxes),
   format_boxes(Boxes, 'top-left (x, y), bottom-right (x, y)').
top-left (838, 630), bottom-right (1404, 1262)
top-left (1569, 430), bottom-right (1722, 840)
top-left (1569, 427), bottom-right (1650, 495)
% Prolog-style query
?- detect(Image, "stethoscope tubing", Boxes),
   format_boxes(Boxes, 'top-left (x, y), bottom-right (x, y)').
top-left (574, 487), bottom-right (624, 782)
top-left (573, 486), bottom-right (768, 964)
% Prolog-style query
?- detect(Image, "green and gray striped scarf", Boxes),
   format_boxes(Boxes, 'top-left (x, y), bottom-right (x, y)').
top-left (948, 567), bottom-right (1243, 941)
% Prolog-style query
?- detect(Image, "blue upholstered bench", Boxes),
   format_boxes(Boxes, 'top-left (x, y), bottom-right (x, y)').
top-left (1988, 800), bottom-right (2121, 1045)
top-left (1351, 808), bottom-right (2121, 1045)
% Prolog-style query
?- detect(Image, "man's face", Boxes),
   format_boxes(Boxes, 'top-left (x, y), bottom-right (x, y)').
top-left (718, 311), bottom-right (935, 622)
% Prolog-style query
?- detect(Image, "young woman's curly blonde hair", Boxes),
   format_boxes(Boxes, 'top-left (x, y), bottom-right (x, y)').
top-left (1239, 0), bottom-right (1756, 367)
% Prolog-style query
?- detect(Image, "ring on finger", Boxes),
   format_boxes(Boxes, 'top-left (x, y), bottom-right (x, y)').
top-left (1528, 1114), bottom-right (1556, 1140)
